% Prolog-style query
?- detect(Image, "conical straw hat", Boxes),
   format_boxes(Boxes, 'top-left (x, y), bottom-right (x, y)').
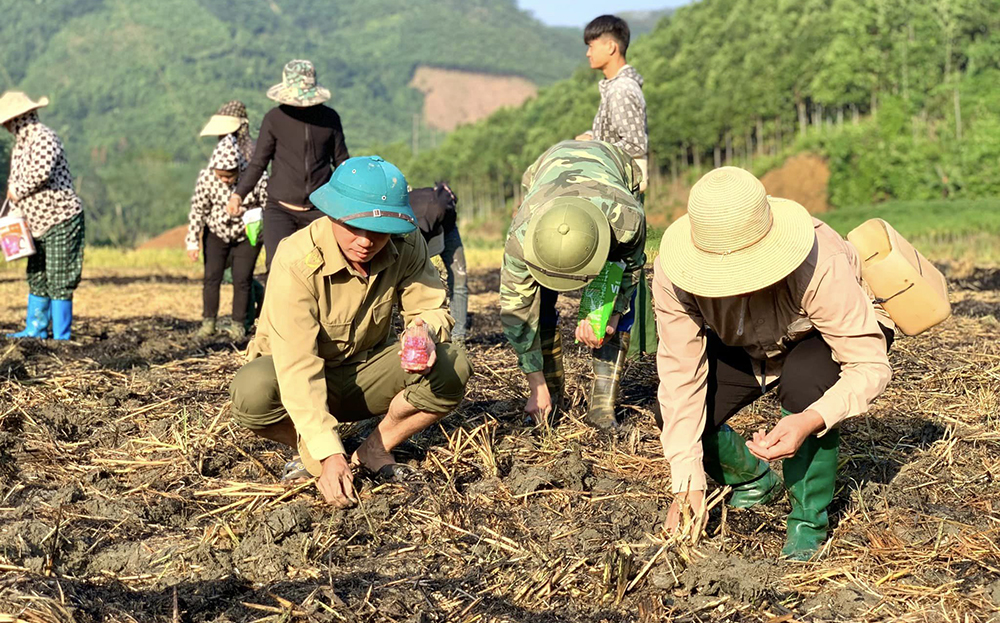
top-left (0, 92), bottom-right (49, 125)
top-left (659, 167), bottom-right (816, 297)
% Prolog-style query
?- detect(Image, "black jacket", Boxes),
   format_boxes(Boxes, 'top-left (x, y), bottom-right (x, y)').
top-left (409, 186), bottom-right (457, 241)
top-left (235, 104), bottom-right (350, 206)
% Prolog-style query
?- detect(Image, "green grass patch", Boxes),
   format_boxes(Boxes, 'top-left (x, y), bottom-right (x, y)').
top-left (818, 198), bottom-right (1000, 264)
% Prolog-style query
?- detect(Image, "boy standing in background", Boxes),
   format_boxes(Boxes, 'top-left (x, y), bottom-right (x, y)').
top-left (577, 15), bottom-right (649, 192)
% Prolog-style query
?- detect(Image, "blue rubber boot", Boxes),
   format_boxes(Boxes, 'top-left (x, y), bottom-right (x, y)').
top-left (51, 299), bottom-right (73, 341)
top-left (7, 294), bottom-right (51, 339)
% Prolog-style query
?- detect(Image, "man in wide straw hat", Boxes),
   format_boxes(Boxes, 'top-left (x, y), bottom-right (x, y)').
top-left (2, 91), bottom-right (84, 341)
top-left (654, 166), bottom-right (894, 560)
top-left (228, 60), bottom-right (350, 275)
top-left (500, 139), bottom-right (649, 430)
top-left (229, 155), bottom-right (471, 508)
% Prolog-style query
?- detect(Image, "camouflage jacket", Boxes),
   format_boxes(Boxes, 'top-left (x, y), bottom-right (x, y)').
top-left (501, 140), bottom-right (646, 374)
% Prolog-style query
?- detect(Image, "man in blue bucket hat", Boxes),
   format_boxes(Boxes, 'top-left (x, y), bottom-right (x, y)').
top-left (229, 156), bottom-right (472, 508)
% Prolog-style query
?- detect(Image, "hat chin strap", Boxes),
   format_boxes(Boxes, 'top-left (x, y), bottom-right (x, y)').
top-left (525, 260), bottom-right (598, 283)
top-left (340, 209), bottom-right (416, 226)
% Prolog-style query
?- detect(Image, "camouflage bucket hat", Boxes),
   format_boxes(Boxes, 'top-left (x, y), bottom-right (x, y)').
top-left (266, 60), bottom-right (331, 107)
top-left (523, 197), bottom-right (611, 292)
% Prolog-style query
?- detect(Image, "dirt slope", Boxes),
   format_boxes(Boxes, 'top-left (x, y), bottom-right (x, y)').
top-left (410, 66), bottom-right (538, 131)
top-left (760, 153), bottom-right (831, 213)
top-left (137, 224), bottom-right (187, 250)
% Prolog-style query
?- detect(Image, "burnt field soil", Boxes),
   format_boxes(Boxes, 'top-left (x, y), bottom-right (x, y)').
top-left (0, 266), bottom-right (998, 622)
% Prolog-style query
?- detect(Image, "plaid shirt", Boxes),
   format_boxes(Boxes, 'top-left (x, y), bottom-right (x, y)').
top-left (6, 112), bottom-right (83, 238)
top-left (186, 136), bottom-right (268, 250)
top-left (592, 65), bottom-right (648, 159)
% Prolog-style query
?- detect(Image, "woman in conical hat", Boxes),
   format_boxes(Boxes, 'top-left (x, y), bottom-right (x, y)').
top-left (2, 91), bottom-right (84, 341)
top-left (200, 100), bottom-right (255, 163)
top-left (654, 166), bottom-right (895, 560)
top-left (226, 60), bottom-right (351, 276)
top-left (186, 135), bottom-right (269, 342)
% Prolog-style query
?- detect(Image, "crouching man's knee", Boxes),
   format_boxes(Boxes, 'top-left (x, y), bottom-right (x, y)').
top-left (404, 342), bottom-right (473, 414)
top-left (229, 356), bottom-right (286, 429)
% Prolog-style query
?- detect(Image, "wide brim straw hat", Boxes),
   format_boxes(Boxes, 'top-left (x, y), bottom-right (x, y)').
top-left (200, 115), bottom-right (243, 137)
top-left (200, 100), bottom-right (249, 137)
top-left (659, 166), bottom-right (816, 298)
top-left (267, 59), bottom-right (331, 107)
top-left (0, 92), bottom-right (49, 125)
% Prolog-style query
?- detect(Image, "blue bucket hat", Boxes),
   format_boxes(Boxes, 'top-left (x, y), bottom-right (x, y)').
top-left (309, 156), bottom-right (417, 235)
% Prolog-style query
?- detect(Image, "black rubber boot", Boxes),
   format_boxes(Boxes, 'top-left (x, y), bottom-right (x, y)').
top-left (586, 332), bottom-right (630, 430)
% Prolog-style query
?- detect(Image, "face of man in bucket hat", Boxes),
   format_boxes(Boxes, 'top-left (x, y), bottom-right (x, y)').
top-left (523, 197), bottom-right (612, 292)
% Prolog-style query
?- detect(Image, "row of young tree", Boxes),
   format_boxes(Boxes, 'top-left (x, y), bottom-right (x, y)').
top-left (392, 0), bottom-right (1000, 211)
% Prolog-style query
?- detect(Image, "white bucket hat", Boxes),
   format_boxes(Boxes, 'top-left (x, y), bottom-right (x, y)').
top-left (659, 167), bottom-right (816, 297)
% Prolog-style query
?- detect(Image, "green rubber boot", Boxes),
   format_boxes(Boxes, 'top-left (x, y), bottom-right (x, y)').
top-left (539, 324), bottom-right (564, 425)
top-left (782, 409), bottom-right (840, 560)
top-left (585, 332), bottom-right (629, 430)
top-left (703, 424), bottom-right (783, 508)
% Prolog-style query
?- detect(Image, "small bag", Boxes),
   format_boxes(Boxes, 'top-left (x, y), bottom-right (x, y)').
top-left (0, 199), bottom-right (35, 262)
top-left (577, 261), bottom-right (625, 342)
top-left (847, 218), bottom-right (950, 336)
top-left (242, 207), bottom-right (263, 246)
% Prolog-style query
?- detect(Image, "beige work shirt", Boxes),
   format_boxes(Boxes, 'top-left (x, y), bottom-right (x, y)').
top-left (247, 218), bottom-right (454, 461)
top-left (654, 218), bottom-right (893, 494)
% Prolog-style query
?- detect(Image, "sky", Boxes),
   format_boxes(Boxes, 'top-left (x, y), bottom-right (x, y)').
top-left (517, 0), bottom-right (691, 27)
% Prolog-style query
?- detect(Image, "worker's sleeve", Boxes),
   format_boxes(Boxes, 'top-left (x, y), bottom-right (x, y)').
top-left (235, 113), bottom-right (275, 200)
top-left (185, 172), bottom-right (211, 251)
top-left (397, 234), bottom-right (453, 343)
top-left (9, 132), bottom-right (59, 201)
top-left (268, 250), bottom-right (346, 460)
top-left (801, 254), bottom-right (893, 433)
top-left (653, 261), bottom-right (710, 494)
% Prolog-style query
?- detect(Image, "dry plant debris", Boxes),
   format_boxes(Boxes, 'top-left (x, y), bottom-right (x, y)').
top-left (0, 267), bottom-right (997, 622)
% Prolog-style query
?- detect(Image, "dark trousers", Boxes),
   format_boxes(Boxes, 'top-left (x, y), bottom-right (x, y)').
top-left (263, 200), bottom-right (326, 272)
top-left (439, 227), bottom-right (468, 340)
top-left (203, 231), bottom-right (261, 324)
top-left (706, 326), bottom-right (894, 430)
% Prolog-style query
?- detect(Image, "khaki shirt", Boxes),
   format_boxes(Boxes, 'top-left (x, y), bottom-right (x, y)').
top-left (247, 218), bottom-right (454, 461)
top-left (654, 218), bottom-right (893, 494)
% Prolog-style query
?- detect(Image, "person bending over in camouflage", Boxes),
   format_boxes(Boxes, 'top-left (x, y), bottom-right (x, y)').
top-left (229, 156), bottom-right (472, 508)
top-left (501, 140), bottom-right (646, 429)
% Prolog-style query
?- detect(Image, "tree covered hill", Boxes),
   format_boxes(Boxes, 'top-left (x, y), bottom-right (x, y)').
top-left (0, 0), bottom-right (583, 244)
top-left (395, 0), bottom-right (1000, 212)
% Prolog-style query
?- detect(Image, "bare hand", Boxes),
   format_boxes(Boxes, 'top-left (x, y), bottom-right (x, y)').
top-left (187, 249), bottom-right (199, 263)
top-left (226, 193), bottom-right (243, 217)
top-left (665, 489), bottom-right (706, 533)
top-left (746, 410), bottom-right (825, 461)
top-left (399, 318), bottom-right (437, 375)
top-left (317, 454), bottom-right (357, 508)
top-left (524, 372), bottom-right (553, 422)
top-left (575, 132), bottom-right (594, 141)
top-left (6, 187), bottom-right (14, 203)
top-left (575, 313), bottom-right (620, 349)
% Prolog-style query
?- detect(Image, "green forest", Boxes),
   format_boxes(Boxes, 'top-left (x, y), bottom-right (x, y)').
top-left (0, 0), bottom-right (580, 245)
top-left (394, 0), bottom-right (1000, 215)
top-left (4, 0), bottom-right (1000, 246)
